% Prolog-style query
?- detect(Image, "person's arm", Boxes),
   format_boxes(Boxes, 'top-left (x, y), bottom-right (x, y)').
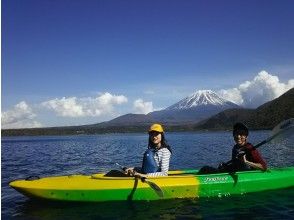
top-left (231, 145), bottom-right (238, 160)
top-left (243, 155), bottom-right (263, 170)
top-left (146, 148), bottom-right (171, 177)
top-left (243, 148), bottom-right (267, 171)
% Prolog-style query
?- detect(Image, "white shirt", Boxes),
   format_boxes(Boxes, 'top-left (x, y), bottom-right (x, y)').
top-left (147, 148), bottom-right (171, 177)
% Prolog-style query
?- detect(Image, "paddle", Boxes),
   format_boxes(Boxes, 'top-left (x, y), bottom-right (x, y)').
top-left (115, 163), bottom-right (164, 198)
top-left (224, 118), bottom-right (294, 166)
top-left (140, 177), bottom-right (164, 197)
top-left (259, 118), bottom-right (294, 146)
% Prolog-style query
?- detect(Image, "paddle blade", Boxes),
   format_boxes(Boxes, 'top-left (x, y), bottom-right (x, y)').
top-left (146, 181), bottom-right (164, 198)
top-left (268, 118), bottom-right (294, 143)
top-left (141, 178), bottom-right (164, 198)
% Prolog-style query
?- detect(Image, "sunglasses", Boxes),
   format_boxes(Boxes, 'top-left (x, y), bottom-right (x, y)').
top-left (149, 131), bottom-right (161, 136)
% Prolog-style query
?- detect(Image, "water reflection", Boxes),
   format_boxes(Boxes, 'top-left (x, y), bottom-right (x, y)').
top-left (13, 187), bottom-right (294, 220)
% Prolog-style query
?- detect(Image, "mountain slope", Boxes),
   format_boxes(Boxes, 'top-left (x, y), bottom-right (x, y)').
top-left (166, 90), bottom-right (239, 110)
top-left (195, 108), bottom-right (255, 130)
top-left (196, 88), bottom-right (294, 130)
top-left (248, 87), bottom-right (294, 128)
top-left (99, 113), bottom-right (153, 126)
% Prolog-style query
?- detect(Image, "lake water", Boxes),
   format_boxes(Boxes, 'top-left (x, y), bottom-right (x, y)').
top-left (2, 131), bottom-right (294, 219)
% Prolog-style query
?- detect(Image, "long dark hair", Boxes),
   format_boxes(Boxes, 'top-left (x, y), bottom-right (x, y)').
top-left (148, 132), bottom-right (172, 153)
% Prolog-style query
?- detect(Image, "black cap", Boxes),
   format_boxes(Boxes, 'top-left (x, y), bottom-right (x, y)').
top-left (233, 122), bottom-right (249, 136)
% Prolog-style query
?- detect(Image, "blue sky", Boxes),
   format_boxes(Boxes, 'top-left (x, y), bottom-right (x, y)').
top-left (2, 0), bottom-right (294, 128)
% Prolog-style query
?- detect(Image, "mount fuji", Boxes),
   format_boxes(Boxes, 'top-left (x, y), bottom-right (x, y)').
top-left (104, 90), bottom-right (241, 126)
top-left (166, 90), bottom-right (239, 110)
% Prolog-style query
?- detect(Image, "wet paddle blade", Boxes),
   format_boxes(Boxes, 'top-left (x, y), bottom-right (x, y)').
top-left (268, 118), bottom-right (294, 143)
top-left (253, 118), bottom-right (294, 149)
top-left (142, 178), bottom-right (164, 198)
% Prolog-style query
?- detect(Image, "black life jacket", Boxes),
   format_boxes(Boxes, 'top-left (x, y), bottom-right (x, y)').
top-left (232, 143), bottom-right (253, 170)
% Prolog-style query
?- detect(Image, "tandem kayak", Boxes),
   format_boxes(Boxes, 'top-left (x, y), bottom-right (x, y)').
top-left (10, 167), bottom-right (294, 202)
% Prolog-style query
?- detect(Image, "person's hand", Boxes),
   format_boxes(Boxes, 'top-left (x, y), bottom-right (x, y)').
top-left (124, 167), bottom-right (135, 176)
top-left (218, 162), bottom-right (225, 170)
top-left (236, 150), bottom-right (246, 159)
top-left (133, 171), bottom-right (147, 178)
top-left (243, 154), bottom-right (248, 163)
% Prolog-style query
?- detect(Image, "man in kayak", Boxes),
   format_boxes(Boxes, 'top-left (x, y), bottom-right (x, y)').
top-left (220, 122), bottom-right (267, 172)
top-left (124, 123), bottom-right (172, 177)
top-left (199, 122), bottom-right (267, 174)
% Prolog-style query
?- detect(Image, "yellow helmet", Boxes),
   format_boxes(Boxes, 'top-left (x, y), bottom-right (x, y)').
top-left (149, 123), bottom-right (164, 133)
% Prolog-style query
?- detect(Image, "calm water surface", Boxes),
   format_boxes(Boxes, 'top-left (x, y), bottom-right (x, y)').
top-left (2, 131), bottom-right (294, 219)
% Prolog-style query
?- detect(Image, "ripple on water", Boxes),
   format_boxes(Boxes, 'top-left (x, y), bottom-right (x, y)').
top-left (2, 132), bottom-right (294, 219)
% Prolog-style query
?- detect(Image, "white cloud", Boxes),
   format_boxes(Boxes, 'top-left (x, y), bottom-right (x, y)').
top-left (42, 92), bottom-right (128, 117)
top-left (133, 99), bottom-right (153, 114)
top-left (218, 88), bottom-right (243, 105)
top-left (1, 101), bottom-right (42, 129)
top-left (218, 70), bottom-right (294, 108)
top-left (42, 97), bottom-right (84, 117)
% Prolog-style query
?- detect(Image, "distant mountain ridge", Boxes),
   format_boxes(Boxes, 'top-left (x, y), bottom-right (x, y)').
top-left (94, 90), bottom-right (241, 126)
top-left (2, 88), bottom-right (293, 136)
top-left (196, 87), bottom-right (294, 130)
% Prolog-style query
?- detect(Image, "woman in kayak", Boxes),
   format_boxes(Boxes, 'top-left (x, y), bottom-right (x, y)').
top-left (222, 122), bottom-right (267, 171)
top-left (124, 123), bottom-right (172, 177)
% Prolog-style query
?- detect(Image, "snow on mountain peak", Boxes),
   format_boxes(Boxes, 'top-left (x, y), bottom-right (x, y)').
top-left (166, 90), bottom-right (236, 110)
